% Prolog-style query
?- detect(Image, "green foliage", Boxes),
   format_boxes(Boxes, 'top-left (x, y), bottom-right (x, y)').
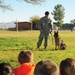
top-left (0, 0), bottom-right (13, 11)
top-left (56, 20), bottom-right (63, 27)
top-left (52, 4), bottom-right (65, 27)
top-left (30, 16), bottom-right (40, 29)
top-left (30, 16), bottom-right (40, 23)
top-left (0, 0), bottom-right (45, 10)
top-left (70, 19), bottom-right (75, 26)
top-left (0, 30), bottom-right (75, 68)
top-left (21, 0), bottom-right (45, 4)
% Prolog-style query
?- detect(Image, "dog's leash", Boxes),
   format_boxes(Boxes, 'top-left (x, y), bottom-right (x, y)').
top-left (50, 32), bottom-right (54, 45)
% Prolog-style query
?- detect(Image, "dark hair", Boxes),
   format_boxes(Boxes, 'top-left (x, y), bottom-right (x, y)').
top-left (60, 58), bottom-right (75, 75)
top-left (45, 11), bottom-right (49, 15)
top-left (34, 60), bottom-right (59, 75)
top-left (18, 50), bottom-right (33, 64)
top-left (0, 63), bottom-right (13, 75)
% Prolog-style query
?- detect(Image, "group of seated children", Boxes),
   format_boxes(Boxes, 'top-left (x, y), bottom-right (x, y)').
top-left (0, 50), bottom-right (75, 75)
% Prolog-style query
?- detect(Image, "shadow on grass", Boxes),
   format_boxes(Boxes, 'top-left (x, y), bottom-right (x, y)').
top-left (33, 48), bottom-right (56, 51)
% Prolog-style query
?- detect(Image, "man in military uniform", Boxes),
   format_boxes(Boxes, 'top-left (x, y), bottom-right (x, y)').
top-left (37, 11), bottom-right (52, 49)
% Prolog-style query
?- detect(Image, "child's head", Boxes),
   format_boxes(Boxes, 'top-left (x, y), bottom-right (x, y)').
top-left (34, 60), bottom-right (59, 75)
top-left (18, 50), bottom-right (33, 64)
top-left (60, 58), bottom-right (75, 75)
top-left (0, 63), bottom-right (13, 75)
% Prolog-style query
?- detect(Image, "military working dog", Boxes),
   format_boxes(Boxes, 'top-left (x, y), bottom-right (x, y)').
top-left (54, 31), bottom-right (66, 50)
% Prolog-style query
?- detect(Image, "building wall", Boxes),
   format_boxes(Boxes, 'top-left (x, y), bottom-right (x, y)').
top-left (16, 22), bottom-right (32, 30)
top-left (53, 23), bottom-right (73, 30)
top-left (60, 23), bottom-right (73, 30)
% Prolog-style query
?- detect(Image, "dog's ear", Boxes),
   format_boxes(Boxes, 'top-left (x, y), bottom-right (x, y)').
top-left (57, 30), bottom-right (58, 34)
top-left (54, 31), bottom-right (56, 34)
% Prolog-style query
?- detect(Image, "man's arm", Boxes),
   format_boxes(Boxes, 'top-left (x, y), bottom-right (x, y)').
top-left (50, 21), bottom-right (53, 33)
top-left (49, 18), bottom-right (53, 33)
top-left (38, 18), bottom-right (43, 32)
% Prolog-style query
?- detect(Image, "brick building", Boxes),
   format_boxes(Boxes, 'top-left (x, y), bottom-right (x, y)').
top-left (15, 22), bottom-right (32, 30)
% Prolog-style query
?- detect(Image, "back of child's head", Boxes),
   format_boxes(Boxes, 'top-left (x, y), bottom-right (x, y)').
top-left (60, 58), bottom-right (75, 75)
top-left (18, 50), bottom-right (33, 64)
top-left (0, 63), bottom-right (13, 75)
top-left (34, 60), bottom-right (59, 75)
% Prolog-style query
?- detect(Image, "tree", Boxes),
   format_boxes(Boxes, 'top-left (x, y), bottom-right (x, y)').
top-left (30, 16), bottom-right (40, 29)
top-left (52, 4), bottom-right (65, 27)
top-left (70, 19), bottom-right (75, 31)
top-left (0, 0), bottom-right (45, 10)
top-left (0, 0), bottom-right (13, 10)
top-left (70, 19), bottom-right (75, 25)
top-left (21, 0), bottom-right (45, 4)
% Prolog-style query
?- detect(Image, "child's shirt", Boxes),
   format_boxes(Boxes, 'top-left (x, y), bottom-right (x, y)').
top-left (14, 63), bottom-right (35, 75)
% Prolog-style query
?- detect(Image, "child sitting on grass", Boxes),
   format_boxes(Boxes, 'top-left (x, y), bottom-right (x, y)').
top-left (34, 60), bottom-right (59, 75)
top-left (14, 50), bottom-right (35, 75)
top-left (0, 63), bottom-right (14, 75)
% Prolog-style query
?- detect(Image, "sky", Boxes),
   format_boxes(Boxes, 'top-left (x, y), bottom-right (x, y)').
top-left (0, 0), bottom-right (75, 23)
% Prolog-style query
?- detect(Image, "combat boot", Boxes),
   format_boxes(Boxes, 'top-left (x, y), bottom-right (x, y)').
top-left (37, 46), bottom-right (40, 49)
top-left (44, 46), bottom-right (47, 49)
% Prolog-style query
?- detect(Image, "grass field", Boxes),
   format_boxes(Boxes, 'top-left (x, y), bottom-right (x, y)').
top-left (0, 30), bottom-right (75, 68)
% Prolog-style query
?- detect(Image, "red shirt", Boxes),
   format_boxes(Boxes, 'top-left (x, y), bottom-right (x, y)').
top-left (14, 63), bottom-right (35, 75)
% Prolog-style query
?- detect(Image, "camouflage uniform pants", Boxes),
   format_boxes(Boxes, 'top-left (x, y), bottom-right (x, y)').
top-left (37, 31), bottom-right (49, 48)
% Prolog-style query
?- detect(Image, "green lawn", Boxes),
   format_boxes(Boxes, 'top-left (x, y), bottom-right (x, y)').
top-left (0, 30), bottom-right (75, 68)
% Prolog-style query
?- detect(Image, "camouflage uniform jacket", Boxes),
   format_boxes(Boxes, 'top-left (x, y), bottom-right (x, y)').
top-left (39, 17), bottom-right (52, 35)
